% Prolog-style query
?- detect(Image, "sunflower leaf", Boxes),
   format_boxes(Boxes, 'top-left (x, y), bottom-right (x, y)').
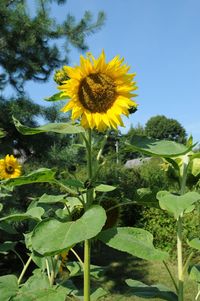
top-left (13, 117), bottom-right (85, 135)
top-left (31, 205), bottom-right (106, 256)
top-left (98, 227), bottom-right (168, 261)
top-left (126, 135), bottom-right (195, 158)
top-left (44, 92), bottom-right (69, 102)
top-left (126, 279), bottom-right (178, 301)
top-left (0, 168), bottom-right (56, 187)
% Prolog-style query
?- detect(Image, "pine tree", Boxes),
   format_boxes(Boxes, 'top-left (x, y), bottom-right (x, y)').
top-left (0, 0), bottom-right (105, 158)
top-left (0, 0), bottom-right (105, 92)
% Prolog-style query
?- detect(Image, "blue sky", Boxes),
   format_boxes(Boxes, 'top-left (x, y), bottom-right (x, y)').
top-left (21, 1), bottom-right (200, 142)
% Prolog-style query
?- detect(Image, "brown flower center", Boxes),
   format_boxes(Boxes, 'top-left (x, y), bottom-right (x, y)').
top-left (78, 73), bottom-right (116, 113)
top-left (6, 165), bottom-right (14, 174)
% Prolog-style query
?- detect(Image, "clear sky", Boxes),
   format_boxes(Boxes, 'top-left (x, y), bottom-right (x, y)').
top-left (22, 0), bottom-right (200, 142)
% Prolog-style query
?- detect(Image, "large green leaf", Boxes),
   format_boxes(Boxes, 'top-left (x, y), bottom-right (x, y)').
top-left (0, 274), bottom-right (18, 301)
top-left (0, 207), bottom-right (44, 222)
top-left (0, 168), bottom-right (56, 187)
top-left (38, 194), bottom-right (67, 204)
top-left (126, 279), bottom-right (178, 301)
top-left (126, 135), bottom-right (193, 158)
top-left (32, 205), bottom-right (106, 256)
top-left (44, 92), bottom-right (69, 102)
top-left (98, 227), bottom-right (168, 261)
top-left (13, 270), bottom-right (67, 301)
top-left (157, 191), bottom-right (200, 219)
top-left (13, 117), bottom-right (85, 135)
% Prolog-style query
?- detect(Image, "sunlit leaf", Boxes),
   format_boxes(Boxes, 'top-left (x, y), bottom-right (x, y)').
top-left (32, 205), bottom-right (106, 256)
top-left (13, 117), bottom-right (85, 135)
top-left (0, 168), bottom-right (56, 187)
top-left (98, 227), bottom-right (168, 261)
top-left (126, 135), bottom-right (194, 158)
top-left (157, 191), bottom-right (200, 219)
top-left (44, 92), bottom-right (69, 102)
top-left (95, 184), bottom-right (116, 192)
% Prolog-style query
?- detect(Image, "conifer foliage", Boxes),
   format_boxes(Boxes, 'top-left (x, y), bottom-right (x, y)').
top-left (0, 0), bottom-right (105, 92)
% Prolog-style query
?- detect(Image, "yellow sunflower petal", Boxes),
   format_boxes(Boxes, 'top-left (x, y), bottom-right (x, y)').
top-left (57, 50), bottom-right (138, 131)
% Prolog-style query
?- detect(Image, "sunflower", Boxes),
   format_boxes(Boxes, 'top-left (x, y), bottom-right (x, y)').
top-left (58, 51), bottom-right (137, 131)
top-left (0, 155), bottom-right (21, 180)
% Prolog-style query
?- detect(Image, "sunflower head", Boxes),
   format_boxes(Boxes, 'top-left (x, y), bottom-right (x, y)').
top-left (58, 51), bottom-right (138, 131)
top-left (0, 155), bottom-right (21, 180)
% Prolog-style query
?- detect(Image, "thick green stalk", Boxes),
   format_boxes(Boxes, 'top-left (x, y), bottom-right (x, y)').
top-left (177, 161), bottom-right (188, 301)
top-left (84, 239), bottom-right (91, 301)
top-left (84, 129), bottom-right (93, 301)
top-left (177, 216), bottom-right (183, 301)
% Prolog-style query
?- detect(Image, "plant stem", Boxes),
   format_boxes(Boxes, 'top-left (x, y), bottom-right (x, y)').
top-left (70, 247), bottom-right (84, 268)
top-left (84, 129), bottom-right (93, 301)
top-left (84, 239), bottom-right (91, 301)
top-left (163, 261), bottom-right (178, 293)
top-left (18, 255), bottom-right (32, 285)
top-left (177, 161), bottom-right (188, 301)
top-left (177, 215), bottom-right (184, 301)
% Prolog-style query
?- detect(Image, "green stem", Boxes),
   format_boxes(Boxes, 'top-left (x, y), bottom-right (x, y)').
top-left (84, 239), bottom-right (91, 301)
top-left (177, 162), bottom-right (188, 301)
top-left (177, 216), bottom-right (184, 301)
top-left (18, 255), bottom-right (32, 285)
top-left (163, 261), bottom-right (178, 293)
top-left (84, 129), bottom-right (93, 301)
top-left (70, 247), bottom-right (84, 268)
top-left (45, 258), bottom-right (51, 284)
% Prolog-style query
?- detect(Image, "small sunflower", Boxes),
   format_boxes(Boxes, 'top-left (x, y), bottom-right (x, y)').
top-left (58, 51), bottom-right (137, 131)
top-left (0, 155), bottom-right (21, 180)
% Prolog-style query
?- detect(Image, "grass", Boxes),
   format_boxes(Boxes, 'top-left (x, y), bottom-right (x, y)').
top-left (90, 243), bottom-right (197, 301)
